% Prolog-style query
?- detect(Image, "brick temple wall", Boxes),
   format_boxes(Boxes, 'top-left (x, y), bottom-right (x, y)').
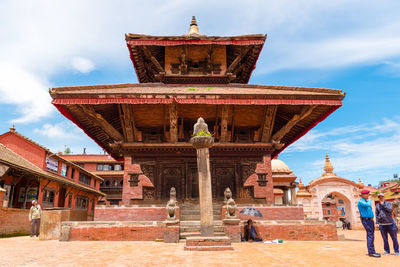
top-left (63, 221), bottom-right (165, 241)
top-left (121, 157), bottom-right (154, 204)
top-left (94, 205), bottom-right (179, 221)
top-left (244, 221), bottom-right (338, 241)
top-left (221, 205), bottom-right (304, 221)
top-left (0, 208), bottom-right (30, 236)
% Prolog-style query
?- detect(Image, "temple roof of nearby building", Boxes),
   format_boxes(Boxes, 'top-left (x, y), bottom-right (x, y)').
top-left (60, 154), bottom-right (120, 163)
top-left (0, 128), bottom-right (103, 182)
top-left (0, 143), bottom-right (105, 196)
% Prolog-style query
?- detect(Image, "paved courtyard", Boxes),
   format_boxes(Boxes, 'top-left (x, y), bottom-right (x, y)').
top-left (0, 230), bottom-right (399, 267)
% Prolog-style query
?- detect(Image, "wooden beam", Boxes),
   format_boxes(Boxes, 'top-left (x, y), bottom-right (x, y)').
top-left (142, 46), bottom-right (164, 73)
top-left (220, 105), bottom-right (229, 142)
top-left (225, 46), bottom-right (251, 74)
top-left (119, 104), bottom-right (137, 142)
top-left (169, 102), bottom-right (178, 143)
top-left (231, 106), bottom-right (235, 141)
top-left (260, 105), bottom-right (277, 142)
top-left (272, 105), bottom-right (317, 142)
top-left (77, 105), bottom-right (123, 141)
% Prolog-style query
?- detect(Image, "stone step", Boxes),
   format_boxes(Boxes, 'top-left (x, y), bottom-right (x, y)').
top-left (180, 215), bottom-right (221, 221)
top-left (179, 232), bottom-right (226, 239)
top-left (180, 226), bottom-right (225, 233)
top-left (184, 246), bottom-right (234, 251)
top-left (180, 210), bottom-right (221, 215)
top-left (180, 220), bottom-right (223, 226)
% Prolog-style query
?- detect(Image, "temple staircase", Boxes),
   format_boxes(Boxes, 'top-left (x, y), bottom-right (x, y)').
top-left (179, 203), bottom-right (226, 242)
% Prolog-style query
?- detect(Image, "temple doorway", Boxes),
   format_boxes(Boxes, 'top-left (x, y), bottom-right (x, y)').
top-left (321, 192), bottom-right (352, 226)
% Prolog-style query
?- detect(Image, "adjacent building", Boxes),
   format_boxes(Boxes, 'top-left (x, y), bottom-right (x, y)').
top-left (0, 126), bottom-right (104, 213)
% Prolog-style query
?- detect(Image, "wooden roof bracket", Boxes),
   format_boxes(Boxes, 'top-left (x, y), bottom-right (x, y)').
top-left (271, 105), bottom-right (318, 143)
top-left (260, 105), bottom-right (277, 142)
top-left (77, 105), bottom-right (123, 141)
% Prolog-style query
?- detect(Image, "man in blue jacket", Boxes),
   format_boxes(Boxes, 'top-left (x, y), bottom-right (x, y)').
top-left (376, 193), bottom-right (399, 256)
top-left (358, 189), bottom-right (380, 257)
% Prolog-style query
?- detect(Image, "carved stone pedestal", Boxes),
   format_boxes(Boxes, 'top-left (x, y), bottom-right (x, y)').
top-left (163, 220), bottom-right (180, 243)
top-left (223, 218), bottom-right (241, 243)
top-left (184, 236), bottom-right (233, 251)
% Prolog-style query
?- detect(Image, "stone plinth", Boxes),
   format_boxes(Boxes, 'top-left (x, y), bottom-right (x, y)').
top-left (163, 220), bottom-right (180, 243)
top-left (184, 236), bottom-right (233, 251)
top-left (223, 218), bottom-right (241, 243)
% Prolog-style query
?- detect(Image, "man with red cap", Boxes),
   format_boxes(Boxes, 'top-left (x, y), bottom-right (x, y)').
top-left (358, 189), bottom-right (380, 257)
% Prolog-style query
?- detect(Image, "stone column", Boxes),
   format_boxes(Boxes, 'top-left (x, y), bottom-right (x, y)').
top-left (290, 187), bottom-right (297, 205)
top-left (282, 187), bottom-right (289, 205)
top-left (190, 118), bottom-right (214, 237)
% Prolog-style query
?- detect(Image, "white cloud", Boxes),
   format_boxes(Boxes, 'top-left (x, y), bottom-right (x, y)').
top-left (1, 0), bottom-right (400, 123)
top-left (287, 118), bottom-right (400, 176)
top-left (34, 122), bottom-right (79, 139)
top-left (0, 63), bottom-right (53, 123)
top-left (71, 57), bottom-right (95, 74)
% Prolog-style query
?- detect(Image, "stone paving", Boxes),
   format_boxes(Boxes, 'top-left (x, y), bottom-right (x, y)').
top-left (0, 230), bottom-right (399, 267)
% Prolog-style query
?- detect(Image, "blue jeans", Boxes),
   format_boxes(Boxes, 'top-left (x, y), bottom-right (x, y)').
top-left (361, 218), bottom-right (376, 254)
top-left (379, 223), bottom-right (399, 253)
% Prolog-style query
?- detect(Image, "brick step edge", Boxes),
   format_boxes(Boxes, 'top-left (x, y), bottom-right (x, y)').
top-left (184, 246), bottom-right (234, 251)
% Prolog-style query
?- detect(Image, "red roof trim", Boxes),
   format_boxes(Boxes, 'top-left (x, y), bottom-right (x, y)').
top-left (52, 98), bottom-right (342, 106)
top-left (126, 39), bottom-right (265, 46)
top-left (272, 105), bottom-right (342, 158)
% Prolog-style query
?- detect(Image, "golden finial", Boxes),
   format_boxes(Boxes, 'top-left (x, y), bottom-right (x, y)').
top-left (188, 16), bottom-right (199, 36)
top-left (358, 178), bottom-right (364, 188)
top-left (324, 154), bottom-right (334, 174)
top-left (298, 178), bottom-right (305, 189)
top-left (10, 125), bottom-right (15, 132)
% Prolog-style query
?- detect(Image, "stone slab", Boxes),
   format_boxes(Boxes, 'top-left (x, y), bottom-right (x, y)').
top-left (184, 236), bottom-right (233, 251)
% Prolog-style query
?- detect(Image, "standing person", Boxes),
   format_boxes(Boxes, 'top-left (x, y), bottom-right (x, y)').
top-left (375, 193), bottom-right (399, 256)
top-left (357, 189), bottom-right (381, 257)
top-left (29, 200), bottom-right (41, 237)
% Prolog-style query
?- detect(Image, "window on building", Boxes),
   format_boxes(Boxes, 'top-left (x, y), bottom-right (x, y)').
top-left (96, 164), bottom-right (103, 171)
top-left (338, 199), bottom-right (344, 204)
top-left (70, 168), bottom-right (75, 179)
top-left (75, 195), bottom-right (88, 210)
top-left (76, 163), bottom-right (84, 168)
top-left (327, 210), bottom-right (331, 215)
top-left (42, 189), bottom-right (55, 205)
top-left (79, 172), bottom-right (91, 186)
top-left (96, 164), bottom-right (124, 171)
top-left (114, 164), bottom-right (122, 171)
top-left (61, 163), bottom-right (69, 177)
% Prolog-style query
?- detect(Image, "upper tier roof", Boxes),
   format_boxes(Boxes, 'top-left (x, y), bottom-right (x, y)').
top-left (125, 17), bottom-right (266, 84)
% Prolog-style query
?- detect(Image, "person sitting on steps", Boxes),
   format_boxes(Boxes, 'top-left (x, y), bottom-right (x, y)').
top-left (244, 219), bottom-right (262, 242)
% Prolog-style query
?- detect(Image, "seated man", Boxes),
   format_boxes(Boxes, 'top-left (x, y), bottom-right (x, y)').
top-left (244, 219), bottom-right (262, 241)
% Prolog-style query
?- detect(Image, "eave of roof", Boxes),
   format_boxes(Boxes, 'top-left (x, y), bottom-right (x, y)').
top-left (3, 131), bottom-right (103, 182)
top-left (0, 144), bottom-right (105, 196)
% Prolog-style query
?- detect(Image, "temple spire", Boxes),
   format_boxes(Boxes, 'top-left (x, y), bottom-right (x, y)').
top-left (188, 16), bottom-right (199, 36)
top-left (323, 154), bottom-right (334, 174)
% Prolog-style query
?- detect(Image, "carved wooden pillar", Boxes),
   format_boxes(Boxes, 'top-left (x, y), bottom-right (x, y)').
top-left (290, 187), bottom-right (297, 205)
top-left (169, 102), bottom-right (178, 143)
top-left (220, 105), bottom-right (229, 142)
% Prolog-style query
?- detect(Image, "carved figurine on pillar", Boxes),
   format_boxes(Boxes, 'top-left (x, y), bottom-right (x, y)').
top-left (166, 187), bottom-right (177, 221)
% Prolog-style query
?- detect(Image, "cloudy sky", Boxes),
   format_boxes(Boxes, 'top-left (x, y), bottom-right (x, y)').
top-left (1, 0), bottom-right (399, 186)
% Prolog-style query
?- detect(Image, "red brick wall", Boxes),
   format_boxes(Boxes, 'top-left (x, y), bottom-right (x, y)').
top-left (244, 155), bottom-right (274, 205)
top-left (245, 222), bottom-right (338, 241)
top-left (0, 208), bottom-right (30, 236)
top-left (121, 157), bottom-right (154, 204)
top-left (0, 132), bottom-right (46, 169)
top-left (221, 206), bottom-right (304, 220)
top-left (68, 224), bottom-right (164, 241)
top-left (94, 206), bottom-right (178, 221)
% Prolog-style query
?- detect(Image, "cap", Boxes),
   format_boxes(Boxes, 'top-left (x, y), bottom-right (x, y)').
top-left (31, 200), bottom-right (37, 204)
top-left (378, 193), bottom-right (384, 197)
top-left (360, 189), bottom-right (370, 194)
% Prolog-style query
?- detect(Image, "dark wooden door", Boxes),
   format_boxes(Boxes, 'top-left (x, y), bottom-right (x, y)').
top-left (189, 164), bottom-right (199, 199)
top-left (161, 165), bottom-right (184, 200)
top-left (214, 166), bottom-right (236, 199)
top-left (58, 187), bottom-right (66, 207)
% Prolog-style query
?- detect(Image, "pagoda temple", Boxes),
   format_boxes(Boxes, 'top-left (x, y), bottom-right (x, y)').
top-left (50, 17), bottom-right (345, 206)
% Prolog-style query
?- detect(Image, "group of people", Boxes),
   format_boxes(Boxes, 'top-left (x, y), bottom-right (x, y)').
top-left (358, 189), bottom-right (399, 257)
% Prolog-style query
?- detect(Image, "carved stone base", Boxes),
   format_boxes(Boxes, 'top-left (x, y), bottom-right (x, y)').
top-left (223, 218), bottom-right (240, 225)
top-left (184, 236), bottom-right (233, 251)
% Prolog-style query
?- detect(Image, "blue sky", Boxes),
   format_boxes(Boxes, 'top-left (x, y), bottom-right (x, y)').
top-left (1, 0), bottom-right (400, 187)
